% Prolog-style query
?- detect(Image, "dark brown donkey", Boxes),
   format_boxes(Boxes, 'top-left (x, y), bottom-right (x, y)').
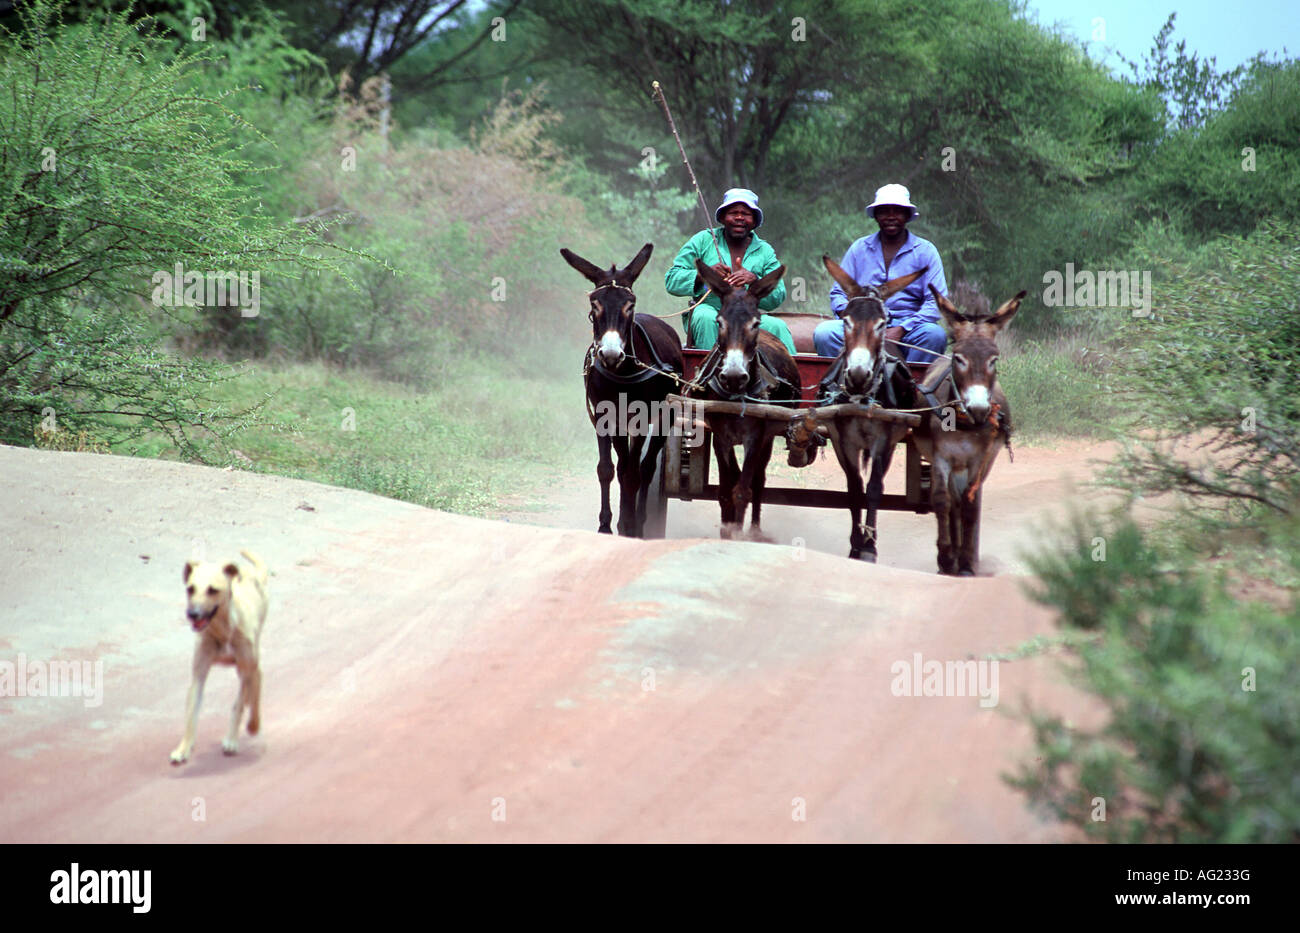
top-left (561, 244), bottom-right (684, 537)
top-left (910, 283), bottom-right (1026, 575)
top-left (690, 258), bottom-right (799, 540)
top-left (814, 257), bottom-right (927, 561)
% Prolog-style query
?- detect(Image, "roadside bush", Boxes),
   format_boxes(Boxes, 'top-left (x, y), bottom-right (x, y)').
top-left (1011, 509), bottom-right (1300, 842)
top-left (0, 0), bottom-right (345, 455)
top-left (1010, 217), bottom-right (1300, 842)
top-left (247, 84), bottom-right (623, 384)
top-left (1106, 219), bottom-right (1300, 528)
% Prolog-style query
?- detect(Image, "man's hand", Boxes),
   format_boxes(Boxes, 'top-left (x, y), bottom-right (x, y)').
top-left (725, 267), bottom-right (757, 287)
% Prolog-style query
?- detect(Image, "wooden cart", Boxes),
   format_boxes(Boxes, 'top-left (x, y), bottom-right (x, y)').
top-left (641, 313), bottom-right (936, 541)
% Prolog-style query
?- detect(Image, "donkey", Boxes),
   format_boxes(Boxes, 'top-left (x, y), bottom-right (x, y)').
top-left (910, 283), bottom-right (1026, 575)
top-left (812, 256), bottom-right (927, 561)
top-left (561, 243), bottom-right (684, 537)
top-left (690, 258), bottom-right (799, 540)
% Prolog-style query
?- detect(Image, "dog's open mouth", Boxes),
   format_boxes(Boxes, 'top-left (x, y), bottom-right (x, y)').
top-left (189, 607), bottom-right (217, 632)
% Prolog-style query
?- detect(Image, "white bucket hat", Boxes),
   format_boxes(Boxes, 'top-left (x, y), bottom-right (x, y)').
top-left (866, 183), bottom-right (919, 221)
top-left (714, 187), bottom-right (763, 228)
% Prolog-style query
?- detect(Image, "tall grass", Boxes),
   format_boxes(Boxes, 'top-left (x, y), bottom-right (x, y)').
top-left (196, 356), bottom-right (591, 515)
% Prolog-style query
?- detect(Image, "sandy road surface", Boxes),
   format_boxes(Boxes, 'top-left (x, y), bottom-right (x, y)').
top-left (2, 441), bottom-right (1112, 842)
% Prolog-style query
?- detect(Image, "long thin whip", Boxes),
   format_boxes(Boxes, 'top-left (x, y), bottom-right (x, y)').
top-left (651, 80), bottom-right (726, 267)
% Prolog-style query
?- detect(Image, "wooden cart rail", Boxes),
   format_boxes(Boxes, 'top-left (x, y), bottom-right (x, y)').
top-left (664, 394), bottom-right (922, 428)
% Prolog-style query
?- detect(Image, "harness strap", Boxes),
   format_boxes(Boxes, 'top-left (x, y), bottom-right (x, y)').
top-left (698, 342), bottom-right (797, 404)
top-left (585, 317), bottom-right (682, 386)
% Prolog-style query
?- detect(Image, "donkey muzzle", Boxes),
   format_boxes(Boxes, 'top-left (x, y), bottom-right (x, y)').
top-left (598, 331), bottom-right (625, 368)
top-left (963, 385), bottom-right (992, 423)
top-left (844, 347), bottom-right (874, 396)
top-left (718, 349), bottom-right (749, 396)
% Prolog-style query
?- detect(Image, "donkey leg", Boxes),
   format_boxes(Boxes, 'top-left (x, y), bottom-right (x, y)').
top-left (612, 435), bottom-right (639, 537)
top-left (829, 426), bottom-right (866, 558)
top-left (931, 458), bottom-right (957, 575)
top-left (714, 435), bottom-right (740, 538)
top-left (957, 487), bottom-right (982, 576)
top-left (596, 434), bottom-right (615, 534)
top-left (861, 439), bottom-right (897, 563)
top-left (625, 434), bottom-right (648, 538)
top-left (744, 432), bottom-right (777, 542)
top-left (635, 433), bottom-right (666, 538)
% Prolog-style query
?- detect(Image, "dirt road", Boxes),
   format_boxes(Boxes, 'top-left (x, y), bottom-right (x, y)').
top-left (1, 440), bottom-right (1113, 842)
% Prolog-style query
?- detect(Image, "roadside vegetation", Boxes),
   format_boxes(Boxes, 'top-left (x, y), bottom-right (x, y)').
top-left (1009, 222), bottom-right (1300, 842)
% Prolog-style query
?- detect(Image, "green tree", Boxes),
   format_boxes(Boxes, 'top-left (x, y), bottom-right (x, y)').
top-left (0, 0), bottom-right (349, 454)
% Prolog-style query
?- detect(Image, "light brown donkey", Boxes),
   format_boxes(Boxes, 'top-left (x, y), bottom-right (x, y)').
top-left (910, 285), bottom-right (1025, 575)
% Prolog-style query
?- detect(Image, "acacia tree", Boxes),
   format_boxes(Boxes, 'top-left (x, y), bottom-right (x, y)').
top-left (265, 0), bottom-right (524, 87)
top-left (0, 0), bottom-right (350, 455)
top-left (526, 0), bottom-right (901, 193)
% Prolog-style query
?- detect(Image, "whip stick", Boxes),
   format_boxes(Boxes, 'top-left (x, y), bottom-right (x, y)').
top-left (652, 80), bottom-right (727, 267)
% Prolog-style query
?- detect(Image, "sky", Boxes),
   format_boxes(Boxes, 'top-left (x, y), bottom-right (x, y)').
top-left (1020, 0), bottom-right (1297, 75)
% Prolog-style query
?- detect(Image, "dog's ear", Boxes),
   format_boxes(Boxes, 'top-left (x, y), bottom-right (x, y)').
top-left (184, 561), bottom-right (197, 583)
top-left (223, 562), bottom-right (240, 581)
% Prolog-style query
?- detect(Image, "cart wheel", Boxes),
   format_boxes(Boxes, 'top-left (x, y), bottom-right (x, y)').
top-left (642, 445), bottom-right (668, 539)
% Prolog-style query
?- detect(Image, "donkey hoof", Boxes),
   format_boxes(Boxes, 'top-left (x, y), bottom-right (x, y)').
top-left (857, 550), bottom-right (878, 564)
top-left (958, 568), bottom-right (975, 577)
top-left (598, 525), bottom-right (612, 534)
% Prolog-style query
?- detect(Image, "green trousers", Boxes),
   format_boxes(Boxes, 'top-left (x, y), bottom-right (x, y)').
top-left (687, 311), bottom-right (797, 356)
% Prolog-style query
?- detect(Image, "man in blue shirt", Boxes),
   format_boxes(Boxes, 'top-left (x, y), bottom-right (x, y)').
top-left (814, 184), bottom-right (948, 366)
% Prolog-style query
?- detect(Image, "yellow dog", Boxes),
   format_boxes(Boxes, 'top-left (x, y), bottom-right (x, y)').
top-left (171, 549), bottom-right (268, 764)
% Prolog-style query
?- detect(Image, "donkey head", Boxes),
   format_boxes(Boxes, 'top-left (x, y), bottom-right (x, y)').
top-left (561, 243), bottom-right (654, 369)
top-left (694, 258), bottom-right (785, 396)
top-left (823, 257), bottom-right (926, 395)
top-left (930, 284), bottom-right (1026, 423)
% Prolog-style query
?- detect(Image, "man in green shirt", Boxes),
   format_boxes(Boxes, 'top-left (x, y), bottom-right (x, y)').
top-left (664, 188), bottom-right (797, 355)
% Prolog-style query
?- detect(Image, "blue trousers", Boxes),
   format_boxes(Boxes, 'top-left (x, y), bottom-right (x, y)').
top-left (813, 318), bottom-right (947, 364)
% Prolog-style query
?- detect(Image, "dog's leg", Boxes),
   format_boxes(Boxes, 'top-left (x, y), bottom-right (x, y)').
top-left (171, 644), bottom-right (215, 764)
top-left (245, 662), bottom-right (262, 736)
top-left (223, 654), bottom-right (255, 755)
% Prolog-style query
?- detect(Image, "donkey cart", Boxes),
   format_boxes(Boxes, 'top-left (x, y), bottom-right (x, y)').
top-left (641, 312), bottom-right (959, 556)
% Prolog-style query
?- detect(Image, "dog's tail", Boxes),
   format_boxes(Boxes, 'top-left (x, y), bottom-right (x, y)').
top-left (240, 549), bottom-right (269, 588)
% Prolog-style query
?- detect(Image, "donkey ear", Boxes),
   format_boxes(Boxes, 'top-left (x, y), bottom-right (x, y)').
top-left (822, 255), bottom-right (861, 298)
top-left (748, 264), bottom-right (786, 301)
top-left (560, 248), bottom-right (605, 285)
top-left (618, 243), bottom-right (653, 286)
top-left (694, 257), bottom-right (731, 296)
top-left (987, 290), bottom-right (1027, 329)
top-left (929, 284), bottom-right (964, 324)
top-left (183, 560), bottom-right (197, 583)
top-left (878, 267), bottom-right (926, 300)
